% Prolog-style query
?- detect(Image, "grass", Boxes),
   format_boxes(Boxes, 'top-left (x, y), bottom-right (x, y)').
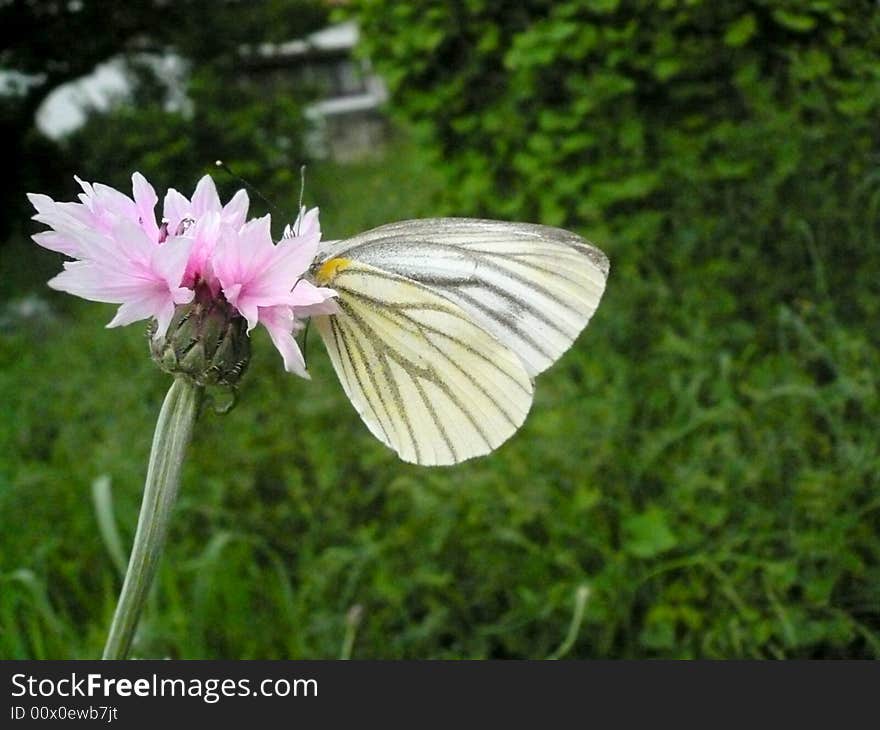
top-left (1, 141), bottom-right (878, 659)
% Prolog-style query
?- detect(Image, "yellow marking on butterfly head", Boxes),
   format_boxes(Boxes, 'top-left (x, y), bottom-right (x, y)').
top-left (315, 257), bottom-right (352, 285)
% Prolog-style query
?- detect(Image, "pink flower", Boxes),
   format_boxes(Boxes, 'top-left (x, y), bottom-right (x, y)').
top-left (49, 234), bottom-right (195, 339)
top-left (28, 172), bottom-right (160, 255)
top-left (161, 175), bottom-right (249, 291)
top-left (213, 209), bottom-right (335, 378)
top-left (163, 175), bottom-right (249, 236)
top-left (29, 174), bottom-right (195, 339)
top-left (28, 173), bottom-right (335, 378)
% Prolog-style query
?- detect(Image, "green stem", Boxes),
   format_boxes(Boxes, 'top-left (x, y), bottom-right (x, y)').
top-left (102, 377), bottom-right (202, 660)
top-left (547, 585), bottom-right (590, 660)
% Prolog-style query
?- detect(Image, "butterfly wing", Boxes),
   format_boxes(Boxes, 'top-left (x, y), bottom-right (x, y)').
top-left (317, 218), bottom-right (609, 377)
top-left (312, 258), bottom-right (533, 465)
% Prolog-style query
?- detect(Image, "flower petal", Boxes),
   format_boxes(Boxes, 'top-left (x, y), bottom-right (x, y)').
top-left (73, 175), bottom-right (95, 199)
top-left (32, 231), bottom-right (80, 257)
top-left (151, 235), bottom-right (194, 290)
top-left (49, 261), bottom-right (157, 302)
top-left (244, 230), bottom-right (320, 301)
top-left (153, 299), bottom-right (179, 340)
top-left (191, 175), bottom-right (222, 218)
top-left (222, 189), bottom-right (249, 229)
top-left (163, 188), bottom-right (190, 231)
top-left (28, 193), bottom-right (92, 236)
top-left (259, 305), bottom-right (309, 378)
top-left (109, 218), bottom-right (158, 269)
top-left (180, 212), bottom-right (221, 285)
top-left (106, 293), bottom-right (168, 328)
top-left (214, 214), bottom-right (273, 290)
top-left (238, 298), bottom-right (260, 334)
top-left (289, 279), bottom-right (336, 307)
top-left (132, 172), bottom-right (160, 241)
top-left (91, 182), bottom-right (138, 223)
top-left (296, 299), bottom-right (340, 317)
top-left (291, 206), bottom-right (321, 239)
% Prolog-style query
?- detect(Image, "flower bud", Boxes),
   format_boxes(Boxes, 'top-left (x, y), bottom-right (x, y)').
top-left (150, 285), bottom-right (250, 387)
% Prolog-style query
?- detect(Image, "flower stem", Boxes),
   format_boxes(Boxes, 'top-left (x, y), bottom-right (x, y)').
top-left (102, 377), bottom-right (202, 660)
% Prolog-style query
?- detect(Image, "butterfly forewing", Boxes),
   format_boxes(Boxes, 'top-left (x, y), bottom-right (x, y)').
top-left (317, 218), bottom-right (609, 377)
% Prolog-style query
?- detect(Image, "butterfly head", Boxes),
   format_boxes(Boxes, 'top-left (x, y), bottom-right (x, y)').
top-left (315, 257), bottom-right (352, 286)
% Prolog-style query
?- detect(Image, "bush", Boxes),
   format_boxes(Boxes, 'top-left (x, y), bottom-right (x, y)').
top-left (351, 0), bottom-right (879, 244)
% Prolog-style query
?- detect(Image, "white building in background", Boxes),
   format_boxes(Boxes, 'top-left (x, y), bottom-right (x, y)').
top-left (35, 55), bottom-right (189, 140)
top-left (36, 60), bottom-right (134, 139)
top-left (243, 21), bottom-right (390, 162)
top-left (36, 21), bottom-right (389, 162)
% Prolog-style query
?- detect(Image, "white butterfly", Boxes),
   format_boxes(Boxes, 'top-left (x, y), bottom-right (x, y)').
top-left (309, 218), bottom-right (609, 466)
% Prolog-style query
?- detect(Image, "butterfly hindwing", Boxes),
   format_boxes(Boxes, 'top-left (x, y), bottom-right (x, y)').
top-left (313, 258), bottom-right (533, 465)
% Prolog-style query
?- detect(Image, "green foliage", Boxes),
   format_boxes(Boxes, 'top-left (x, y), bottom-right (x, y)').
top-left (3, 143), bottom-right (879, 658)
top-left (339, 0), bottom-right (880, 657)
top-left (350, 0), bottom-right (880, 236)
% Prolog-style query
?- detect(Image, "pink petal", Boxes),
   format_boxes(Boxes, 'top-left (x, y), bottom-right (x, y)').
top-left (214, 214), bottom-right (272, 287)
top-left (289, 279), bottom-right (336, 307)
top-left (106, 292), bottom-right (169, 328)
top-left (222, 189), bottom-right (249, 229)
top-left (30, 204), bottom-right (127, 265)
top-left (132, 172), bottom-right (160, 241)
top-left (28, 194), bottom-right (85, 231)
top-left (151, 235), bottom-right (194, 290)
top-left (105, 292), bottom-right (181, 340)
top-left (48, 261), bottom-right (160, 302)
top-left (163, 188), bottom-right (190, 230)
top-left (190, 175), bottom-right (221, 218)
top-left (181, 212), bottom-right (221, 284)
top-left (47, 224), bottom-right (194, 311)
top-left (259, 305), bottom-right (309, 378)
top-left (245, 231), bottom-right (320, 301)
top-left (32, 231), bottom-right (80, 257)
top-left (223, 282), bottom-right (243, 306)
top-left (291, 206), bottom-right (321, 239)
top-left (109, 218), bottom-right (158, 269)
top-left (296, 299), bottom-right (340, 317)
top-left (222, 279), bottom-right (260, 332)
top-left (153, 299), bottom-right (178, 340)
top-left (237, 298), bottom-right (260, 334)
top-left (73, 175), bottom-right (95, 199)
top-left (92, 182), bottom-right (138, 223)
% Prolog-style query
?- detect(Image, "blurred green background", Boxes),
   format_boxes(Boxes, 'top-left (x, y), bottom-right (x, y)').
top-left (1, 0), bottom-right (879, 659)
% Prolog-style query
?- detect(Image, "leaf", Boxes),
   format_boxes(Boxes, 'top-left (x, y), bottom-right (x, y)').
top-left (772, 10), bottom-right (817, 32)
top-left (591, 0), bottom-right (620, 13)
top-left (623, 508), bottom-right (678, 558)
top-left (794, 49), bottom-right (832, 81)
top-left (724, 14), bottom-right (757, 47)
top-left (654, 58), bottom-right (682, 81)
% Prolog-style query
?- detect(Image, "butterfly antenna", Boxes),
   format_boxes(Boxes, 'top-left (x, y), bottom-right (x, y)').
top-left (296, 164), bottom-right (307, 235)
top-left (215, 159), bottom-right (286, 220)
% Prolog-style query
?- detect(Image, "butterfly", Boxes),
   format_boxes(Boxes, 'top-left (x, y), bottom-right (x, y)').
top-left (309, 218), bottom-right (609, 466)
